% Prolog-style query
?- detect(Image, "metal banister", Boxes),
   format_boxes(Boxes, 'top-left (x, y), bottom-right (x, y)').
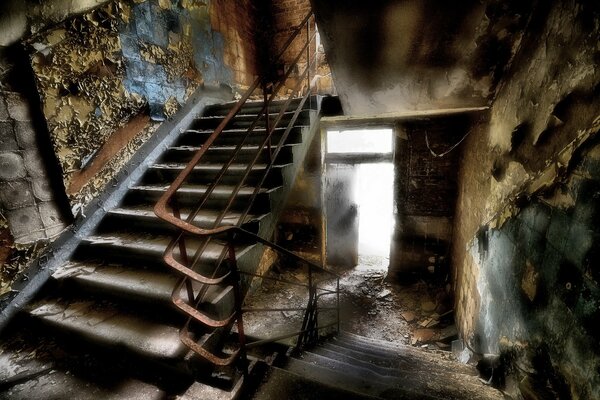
top-left (152, 10), bottom-right (341, 371)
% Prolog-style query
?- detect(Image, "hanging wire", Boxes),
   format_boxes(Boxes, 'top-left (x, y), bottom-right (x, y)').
top-left (425, 128), bottom-right (472, 158)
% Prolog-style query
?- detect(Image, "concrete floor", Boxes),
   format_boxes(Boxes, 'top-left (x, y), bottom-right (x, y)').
top-left (243, 254), bottom-right (457, 355)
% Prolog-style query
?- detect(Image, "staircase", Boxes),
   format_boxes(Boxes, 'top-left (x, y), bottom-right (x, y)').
top-left (249, 331), bottom-right (504, 400)
top-left (0, 96), bottom-right (321, 399)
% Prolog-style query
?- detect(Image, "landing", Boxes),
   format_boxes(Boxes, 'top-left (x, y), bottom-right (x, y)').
top-left (243, 255), bottom-right (457, 353)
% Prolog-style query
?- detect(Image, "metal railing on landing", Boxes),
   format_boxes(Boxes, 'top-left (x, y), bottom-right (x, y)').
top-left (153, 11), bottom-right (340, 372)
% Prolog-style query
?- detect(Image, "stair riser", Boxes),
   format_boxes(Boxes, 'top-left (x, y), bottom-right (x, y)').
top-left (122, 190), bottom-right (274, 214)
top-left (140, 167), bottom-right (284, 188)
top-left (204, 100), bottom-right (305, 117)
top-left (159, 146), bottom-right (294, 165)
top-left (193, 111), bottom-right (311, 130)
top-left (96, 213), bottom-right (261, 236)
top-left (21, 314), bottom-right (194, 379)
top-left (175, 128), bottom-right (303, 147)
top-left (55, 276), bottom-right (236, 324)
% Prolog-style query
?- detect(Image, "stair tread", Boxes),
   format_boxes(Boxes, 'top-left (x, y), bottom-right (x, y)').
top-left (183, 126), bottom-right (297, 134)
top-left (150, 162), bottom-right (290, 171)
top-left (130, 183), bottom-right (278, 196)
top-left (107, 205), bottom-right (267, 228)
top-left (79, 232), bottom-right (255, 261)
top-left (319, 340), bottom-right (475, 379)
top-left (198, 110), bottom-right (307, 120)
top-left (252, 365), bottom-right (381, 400)
top-left (52, 262), bottom-right (177, 303)
top-left (303, 349), bottom-right (499, 399)
top-left (168, 144), bottom-right (294, 152)
top-left (3, 367), bottom-right (165, 400)
top-left (334, 332), bottom-right (476, 376)
top-left (27, 298), bottom-right (188, 360)
top-left (285, 357), bottom-right (438, 400)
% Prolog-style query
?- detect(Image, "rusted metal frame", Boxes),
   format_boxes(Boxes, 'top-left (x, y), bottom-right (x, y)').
top-left (239, 271), bottom-right (312, 289)
top-left (156, 11), bottom-right (318, 364)
top-left (154, 12), bottom-right (313, 235)
top-left (235, 228), bottom-right (339, 278)
top-left (211, 32), bottom-right (318, 236)
top-left (227, 230), bottom-right (249, 376)
top-left (168, 28), bottom-right (317, 245)
top-left (170, 200), bottom-right (195, 303)
top-left (234, 66), bottom-right (316, 236)
top-left (179, 321), bottom-right (240, 366)
top-left (337, 278), bottom-right (340, 332)
top-left (163, 240), bottom-right (230, 285)
top-left (154, 77), bottom-right (261, 226)
top-left (306, 19), bottom-right (311, 102)
top-left (244, 321), bottom-right (337, 350)
top-left (263, 85), bottom-right (272, 162)
top-left (271, 11), bottom-right (314, 66)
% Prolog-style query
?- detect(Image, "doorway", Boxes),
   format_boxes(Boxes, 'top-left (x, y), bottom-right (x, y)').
top-left (325, 128), bottom-right (394, 270)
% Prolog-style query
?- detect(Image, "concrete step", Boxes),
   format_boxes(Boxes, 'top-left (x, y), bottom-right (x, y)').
top-left (251, 365), bottom-right (381, 400)
top-left (141, 162), bottom-right (287, 188)
top-left (318, 340), bottom-right (470, 380)
top-left (193, 109), bottom-right (311, 130)
top-left (159, 144), bottom-right (295, 165)
top-left (74, 232), bottom-right (255, 271)
top-left (333, 332), bottom-right (476, 376)
top-left (174, 127), bottom-right (303, 147)
top-left (285, 357), bottom-right (436, 400)
top-left (1, 367), bottom-right (166, 400)
top-left (98, 205), bottom-right (266, 235)
top-left (300, 350), bottom-right (500, 400)
top-left (27, 298), bottom-right (188, 361)
top-left (50, 262), bottom-right (235, 320)
top-left (123, 183), bottom-right (276, 213)
top-left (204, 98), bottom-right (305, 117)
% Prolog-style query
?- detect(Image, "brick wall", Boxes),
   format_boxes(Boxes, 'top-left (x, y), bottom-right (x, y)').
top-left (211, 0), bottom-right (259, 88)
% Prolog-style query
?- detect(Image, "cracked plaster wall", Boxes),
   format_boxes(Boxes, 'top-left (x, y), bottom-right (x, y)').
top-left (311, 0), bottom-right (535, 116)
top-left (0, 0), bottom-right (261, 294)
top-left (452, 1), bottom-right (600, 397)
top-left (20, 0), bottom-right (259, 209)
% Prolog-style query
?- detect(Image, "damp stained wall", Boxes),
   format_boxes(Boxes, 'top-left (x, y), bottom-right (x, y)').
top-left (24, 0), bottom-right (259, 208)
top-left (311, 0), bottom-right (535, 115)
top-left (452, 0), bottom-right (600, 397)
top-left (390, 115), bottom-right (473, 277)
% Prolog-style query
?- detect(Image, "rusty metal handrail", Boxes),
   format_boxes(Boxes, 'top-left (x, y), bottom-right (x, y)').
top-left (152, 10), bottom-right (341, 371)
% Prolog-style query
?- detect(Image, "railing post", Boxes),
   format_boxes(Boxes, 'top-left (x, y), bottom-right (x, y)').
top-left (337, 278), bottom-right (340, 333)
top-left (306, 17), bottom-right (310, 100)
top-left (227, 231), bottom-right (248, 377)
top-left (171, 198), bottom-right (195, 303)
top-left (263, 83), bottom-right (272, 162)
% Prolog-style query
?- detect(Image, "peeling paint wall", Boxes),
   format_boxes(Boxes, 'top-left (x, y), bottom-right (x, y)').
top-left (452, 1), bottom-right (600, 397)
top-left (311, 0), bottom-right (535, 115)
top-left (24, 0), bottom-right (260, 209)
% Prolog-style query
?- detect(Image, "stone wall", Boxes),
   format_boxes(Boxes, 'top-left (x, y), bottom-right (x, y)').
top-left (452, 1), bottom-right (600, 397)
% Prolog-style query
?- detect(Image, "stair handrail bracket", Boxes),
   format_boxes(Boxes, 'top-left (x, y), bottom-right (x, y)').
top-left (153, 11), bottom-right (341, 372)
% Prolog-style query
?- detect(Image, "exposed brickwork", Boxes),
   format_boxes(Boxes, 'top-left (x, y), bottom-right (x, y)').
top-left (211, 0), bottom-right (259, 88)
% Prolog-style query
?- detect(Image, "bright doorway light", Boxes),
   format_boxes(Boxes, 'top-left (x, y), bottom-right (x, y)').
top-left (357, 163), bottom-right (394, 259)
top-left (327, 129), bottom-right (393, 154)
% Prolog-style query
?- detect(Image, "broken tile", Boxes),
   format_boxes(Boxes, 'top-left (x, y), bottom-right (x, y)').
top-left (413, 329), bottom-right (435, 344)
top-left (421, 301), bottom-right (436, 313)
top-left (400, 311), bottom-right (416, 322)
